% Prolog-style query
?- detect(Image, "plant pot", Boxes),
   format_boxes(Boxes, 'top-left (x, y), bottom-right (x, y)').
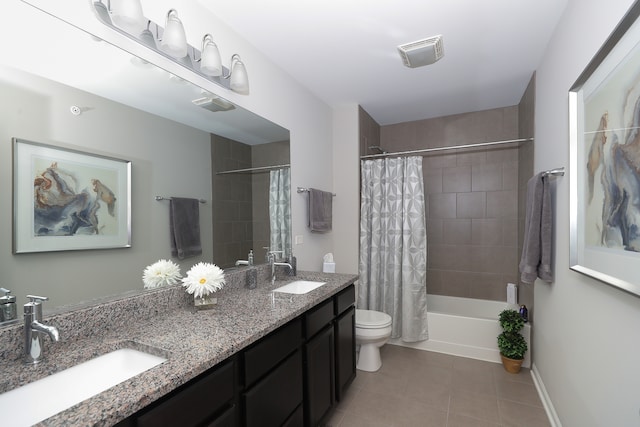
top-left (500, 354), bottom-right (524, 373)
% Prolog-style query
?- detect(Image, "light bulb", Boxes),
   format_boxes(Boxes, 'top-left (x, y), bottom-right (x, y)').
top-left (160, 9), bottom-right (188, 58)
top-left (110, 0), bottom-right (145, 33)
top-left (229, 54), bottom-right (249, 94)
top-left (200, 34), bottom-right (222, 76)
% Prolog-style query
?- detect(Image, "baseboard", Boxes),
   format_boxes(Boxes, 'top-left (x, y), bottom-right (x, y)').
top-left (388, 338), bottom-right (531, 368)
top-left (531, 363), bottom-right (562, 427)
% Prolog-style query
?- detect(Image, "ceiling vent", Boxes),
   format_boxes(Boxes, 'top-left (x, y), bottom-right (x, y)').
top-left (397, 35), bottom-right (444, 68)
top-left (192, 96), bottom-right (236, 112)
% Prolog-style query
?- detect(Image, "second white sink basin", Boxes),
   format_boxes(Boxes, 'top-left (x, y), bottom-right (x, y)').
top-left (272, 280), bottom-right (327, 294)
top-left (0, 347), bottom-right (167, 426)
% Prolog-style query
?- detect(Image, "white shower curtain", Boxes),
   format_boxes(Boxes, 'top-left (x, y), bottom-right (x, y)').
top-left (358, 156), bottom-right (428, 342)
top-left (269, 168), bottom-right (292, 257)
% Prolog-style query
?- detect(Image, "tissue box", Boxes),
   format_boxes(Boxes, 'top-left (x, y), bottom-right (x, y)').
top-left (322, 262), bottom-right (335, 273)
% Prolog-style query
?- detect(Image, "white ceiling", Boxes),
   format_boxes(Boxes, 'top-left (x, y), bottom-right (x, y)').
top-left (199, 0), bottom-right (569, 126)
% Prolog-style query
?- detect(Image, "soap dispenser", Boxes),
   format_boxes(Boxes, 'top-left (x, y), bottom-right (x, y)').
top-left (248, 249), bottom-right (254, 266)
top-left (0, 288), bottom-right (17, 322)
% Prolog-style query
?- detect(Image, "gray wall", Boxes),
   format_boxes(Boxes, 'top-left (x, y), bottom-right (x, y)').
top-left (517, 74), bottom-right (536, 318)
top-left (0, 67), bottom-right (213, 309)
top-left (534, 0), bottom-right (640, 425)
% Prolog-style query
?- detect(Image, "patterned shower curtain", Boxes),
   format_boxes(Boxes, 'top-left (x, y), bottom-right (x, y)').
top-left (358, 156), bottom-right (428, 342)
top-left (269, 168), bottom-right (292, 257)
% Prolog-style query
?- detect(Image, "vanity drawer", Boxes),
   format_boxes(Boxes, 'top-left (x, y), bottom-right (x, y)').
top-left (243, 350), bottom-right (303, 427)
top-left (304, 297), bottom-right (334, 339)
top-left (243, 317), bottom-right (302, 387)
top-left (334, 284), bottom-right (355, 315)
top-left (136, 357), bottom-right (235, 427)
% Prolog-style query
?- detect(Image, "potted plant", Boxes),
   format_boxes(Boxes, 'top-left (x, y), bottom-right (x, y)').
top-left (497, 309), bottom-right (528, 373)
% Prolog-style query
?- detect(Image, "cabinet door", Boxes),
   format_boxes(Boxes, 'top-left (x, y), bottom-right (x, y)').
top-left (335, 306), bottom-right (356, 402)
top-left (304, 324), bottom-right (334, 427)
top-left (243, 350), bottom-right (303, 427)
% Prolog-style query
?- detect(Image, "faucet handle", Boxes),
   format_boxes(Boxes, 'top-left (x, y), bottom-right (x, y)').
top-left (26, 295), bottom-right (49, 304)
top-left (24, 295), bottom-right (49, 319)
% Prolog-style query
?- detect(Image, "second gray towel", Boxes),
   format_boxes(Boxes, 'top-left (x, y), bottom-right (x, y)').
top-left (519, 172), bottom-right (552, 284)
top-left (170, 197), bottom-right (202, 260)
top-left (308, 188), bottom-right (333, 233)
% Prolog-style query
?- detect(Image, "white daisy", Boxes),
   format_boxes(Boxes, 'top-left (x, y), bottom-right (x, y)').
top-left (143, 259), bottom-right (182, 289)
top-left (182, 262), bottom-right (225, 298)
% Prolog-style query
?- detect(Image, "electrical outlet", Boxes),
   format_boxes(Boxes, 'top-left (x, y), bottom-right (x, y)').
top-left (295, 235), bottom-right (303, 245)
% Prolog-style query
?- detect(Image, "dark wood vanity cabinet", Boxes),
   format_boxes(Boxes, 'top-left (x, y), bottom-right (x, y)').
top-left (116, 284), bottom-right (355, 427)
top-left (302, 285), bottom-right (356, 426)
top-left (334, 285), bottom-right (356, 402)
top-left (241, 318), bottom-right (303, 427)
top-left (334, 305), bottom-right (356, 401)
top-left (303, 299), bottom-right (336, 427)
top-left (118, 356), bottom-right (238, 427)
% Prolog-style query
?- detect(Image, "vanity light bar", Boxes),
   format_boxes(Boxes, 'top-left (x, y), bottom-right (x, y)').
top-left (91, 1), bottom-right (236, 92)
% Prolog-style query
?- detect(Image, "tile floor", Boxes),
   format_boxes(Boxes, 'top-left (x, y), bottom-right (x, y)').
top-left (325, 345), bottom-right (550, 427)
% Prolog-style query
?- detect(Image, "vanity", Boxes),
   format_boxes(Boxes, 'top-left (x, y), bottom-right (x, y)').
top-left (0, 268), bottom-right (357, 426)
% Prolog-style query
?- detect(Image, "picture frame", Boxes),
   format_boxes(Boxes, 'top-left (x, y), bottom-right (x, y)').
top-left (569, 1), bottom-right (640, 297)
top-left (13, 138), bottom-right (131, 253)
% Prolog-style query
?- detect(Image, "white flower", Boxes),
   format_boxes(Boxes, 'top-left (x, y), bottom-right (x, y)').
top-left (143, 259), bottom-right (182, 289)
top-left (182, 262), bottom-right (225, 298)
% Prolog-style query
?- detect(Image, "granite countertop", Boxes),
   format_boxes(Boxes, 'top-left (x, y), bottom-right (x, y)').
top-left (0, 270), bottom-right (357, 427)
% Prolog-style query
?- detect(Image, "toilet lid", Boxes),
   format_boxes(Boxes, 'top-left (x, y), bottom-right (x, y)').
top-left (356, 309), bottom-right (392, 328)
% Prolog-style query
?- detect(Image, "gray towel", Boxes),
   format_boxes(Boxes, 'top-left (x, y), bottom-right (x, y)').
top-left (308, 188), bottom-right (333, 233)
top-left (170, 197), bottom-right (202, 259)
top-left (519, 173), bottom-right (552, 284)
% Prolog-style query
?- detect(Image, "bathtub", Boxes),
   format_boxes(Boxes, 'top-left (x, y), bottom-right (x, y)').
top-left (388, 294), bottom-right (531, 368)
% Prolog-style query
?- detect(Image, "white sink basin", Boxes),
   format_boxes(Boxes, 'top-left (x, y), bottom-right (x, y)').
top-left (272, 280), bottom-right (327, 294)
top-left (0, 347), bottom-right (167, 426)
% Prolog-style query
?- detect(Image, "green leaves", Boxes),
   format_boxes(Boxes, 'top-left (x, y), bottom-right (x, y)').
top-left (497, 309), bottom-right (527, 359)
top-left (499, 309), bottom-right (525, 332)
top-left (497, 331), bottom-right (528, 359)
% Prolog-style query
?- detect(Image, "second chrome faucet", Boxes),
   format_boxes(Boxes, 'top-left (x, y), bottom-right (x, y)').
top-left (24, 295), bottom-right (59, 365)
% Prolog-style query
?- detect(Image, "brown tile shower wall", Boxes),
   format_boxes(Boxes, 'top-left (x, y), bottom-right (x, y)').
top-left (211, 136), bottom-right (291, 268)
top-left (212, 134), bottom-right (253, 269)
top-left (378, 106), bottom-right (522, 301)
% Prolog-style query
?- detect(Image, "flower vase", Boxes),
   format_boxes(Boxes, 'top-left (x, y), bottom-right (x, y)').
top-left (194, 294), bottom-right (217, 310)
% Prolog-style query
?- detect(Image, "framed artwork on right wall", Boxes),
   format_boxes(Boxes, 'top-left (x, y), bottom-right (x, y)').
top-left (569, 0), bottom-right (640, 297)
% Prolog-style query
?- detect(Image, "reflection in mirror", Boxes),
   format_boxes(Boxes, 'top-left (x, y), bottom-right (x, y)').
top-left (0, 4), bottom-right (290, 312)
top-left (212, 139), bottom-right (291, 268)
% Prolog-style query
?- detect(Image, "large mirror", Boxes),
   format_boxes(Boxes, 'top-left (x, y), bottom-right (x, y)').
top-left (0, 3), bottom-right (290, 313)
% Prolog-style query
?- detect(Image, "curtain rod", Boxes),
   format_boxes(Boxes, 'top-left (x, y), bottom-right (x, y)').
top-left (216, 163), bottom-right (290, 175)
top-left (360, 138), bottom-right (533, 159)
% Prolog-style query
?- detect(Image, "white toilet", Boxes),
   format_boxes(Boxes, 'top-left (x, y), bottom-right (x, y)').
top-left (355, 309), bottom-right (392, 372)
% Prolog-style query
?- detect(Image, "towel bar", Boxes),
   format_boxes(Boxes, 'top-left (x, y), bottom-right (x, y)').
top-left (543, 167), bottom-right (565, 177)
top-left (297, 187), bottom-right (336, 196)
top-left (155, 196), bottom-right (206, 204)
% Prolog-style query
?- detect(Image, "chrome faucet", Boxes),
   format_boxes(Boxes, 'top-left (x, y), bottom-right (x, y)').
top-left (268, 252), bottom-right (292, 285)
top-left (24, 295), bottom-right (59, 365)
